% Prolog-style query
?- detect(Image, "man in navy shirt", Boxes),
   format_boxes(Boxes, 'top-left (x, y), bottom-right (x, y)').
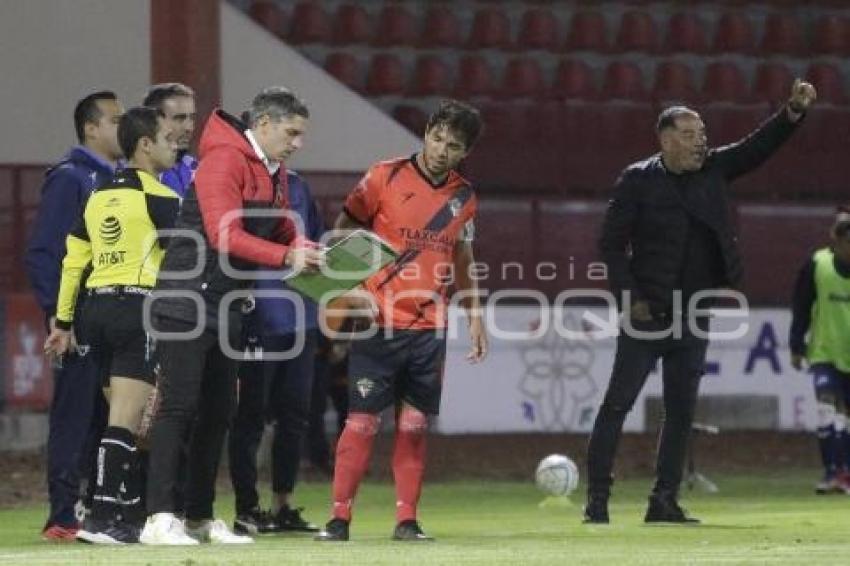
top-left (143, 83), bottom-right (197, 199)
top-left (25, 90), bottom-right (124, 541)
top-left (230, 170), bottom-right (326, 535)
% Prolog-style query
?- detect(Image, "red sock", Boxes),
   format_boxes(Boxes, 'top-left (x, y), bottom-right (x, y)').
top-left (331, 412), bottom-right (379, 522)
top-left (393, 406), bottom-right (428, 523)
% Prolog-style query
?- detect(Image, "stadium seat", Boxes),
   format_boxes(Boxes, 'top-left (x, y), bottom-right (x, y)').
top-left (392, 105), bottom-right (428, 135)
top-left (760, 13), bottom-right (805, 55)
top-left (652, 61), bottom-right (698, 103)
top-left (516, 8), bottom-right (559, 51)
top-left (564, 11), bottom-right (608, 52)
top-left (408, 55), bottom-right (452, 97)
top-left (602, 61), bottom-right (647, 101)
top-left (812, 15), bottom-right (849, 55)
top-left (467, 7), bottom-right (511, 49)
top-left (664, 12), bottom-right (707, 53)
top-left (712, 12), bottom-right (755, 53)
top-left (453, 55), bottom-right (496, 98)
top-left (372, 4), bottom-right (417, 47)
top-left (702, 61), bottom-right (748, 103)
top-left (248, 1), bottom-right (286, 38)
top-left (324, 52), bottom-right (361, 91)
top-left (752, 62), bottom-right (794, 103)
top-left (550, 59), bottom-right (597, 100)
top-left (364, 54), bottom-right (405, 96)
top-left (331, 4), bottom-right (370, 45)
top-left (806, 63), bottom-right (846, 104)
top-left (615, 11), bottom-right (658, 53)
top-left (287, 1), bottom-right (331, 45)
top-left (419, 5), bottom-right (462, 47)
top-left (500, 58), bottom-right (545, 99)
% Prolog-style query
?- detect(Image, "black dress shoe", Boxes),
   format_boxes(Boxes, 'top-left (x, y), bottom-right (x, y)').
top-left (583, 497), bottom-right (610, 524)
top-left (276, 505), bottom-right (319, 532)
top-left (644, 495), bottom-right (700, 524)
top-left (392, 520), bottom-right (434, 541)
top-left (314, 518), bottom-right (349, 541)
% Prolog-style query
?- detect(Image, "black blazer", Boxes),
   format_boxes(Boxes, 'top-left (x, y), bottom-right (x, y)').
top-left (599, 109), bottom-right (800, 317)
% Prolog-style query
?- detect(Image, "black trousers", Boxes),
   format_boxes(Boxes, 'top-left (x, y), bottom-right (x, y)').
top-left (586, 321), bottom-right (709, 499)
top-left (229, 330), bottom-right (318, 514)
top-left (46, 347), bottom-right (106, 527)
top-left (146, 328), bottom-right (238, 520)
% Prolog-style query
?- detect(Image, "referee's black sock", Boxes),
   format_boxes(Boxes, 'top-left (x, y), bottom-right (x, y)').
top-left (91, 426), bottom-right (137, 523)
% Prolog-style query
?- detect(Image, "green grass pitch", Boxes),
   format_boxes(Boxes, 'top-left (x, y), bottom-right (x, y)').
top-left (1, 471), bottom-right (848, 565)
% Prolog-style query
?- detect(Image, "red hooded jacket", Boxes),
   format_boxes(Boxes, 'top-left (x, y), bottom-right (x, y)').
top-left (195, 109), bottom-right (295, 267)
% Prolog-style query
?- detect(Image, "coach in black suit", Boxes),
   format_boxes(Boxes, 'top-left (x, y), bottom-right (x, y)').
top-left (584, 79), bottom-right (817, 524)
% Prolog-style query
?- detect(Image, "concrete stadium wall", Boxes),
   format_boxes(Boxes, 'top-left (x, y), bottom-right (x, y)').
top-left (0, 0), bottom-right (151, 163)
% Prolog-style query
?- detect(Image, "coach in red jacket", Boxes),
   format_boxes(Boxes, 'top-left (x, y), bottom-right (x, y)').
top-left (141, 87), bottom-right (324, 545)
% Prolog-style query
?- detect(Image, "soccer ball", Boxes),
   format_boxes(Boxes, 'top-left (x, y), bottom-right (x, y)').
top-left (535, 454), bottom-right (579, 496)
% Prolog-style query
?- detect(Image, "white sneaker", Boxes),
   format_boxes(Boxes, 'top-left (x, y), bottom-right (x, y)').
top-left (139, 513), bottom-right (199, 545)
top-left (186, 519), bottom-right (254, 544)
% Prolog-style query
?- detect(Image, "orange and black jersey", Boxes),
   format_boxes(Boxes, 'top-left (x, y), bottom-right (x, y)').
top-left (55, 168), bottom-right (179, 329)
top-left (344, 155), bottom-right (477, 329)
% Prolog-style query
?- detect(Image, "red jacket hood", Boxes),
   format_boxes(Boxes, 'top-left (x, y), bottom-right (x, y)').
top-left (198, 109), bottom-right (260, 162)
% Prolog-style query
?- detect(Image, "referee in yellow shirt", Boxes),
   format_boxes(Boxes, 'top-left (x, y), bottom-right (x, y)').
top-left (44, 106), bottom-right (179, 544)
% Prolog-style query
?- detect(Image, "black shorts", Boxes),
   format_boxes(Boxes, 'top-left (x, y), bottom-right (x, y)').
top-left (347, 330), bottom-right (446, 415)
top-left (79, 291), bottom-right (156, 385)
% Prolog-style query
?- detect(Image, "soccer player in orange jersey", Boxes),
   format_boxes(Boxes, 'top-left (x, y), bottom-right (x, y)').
top-left (315, 100), bottom-right (487, 542)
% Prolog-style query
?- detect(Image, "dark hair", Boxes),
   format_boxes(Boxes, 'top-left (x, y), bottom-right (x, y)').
top-left (656, 106), bottom-right (700, 133)
top-left (247, 86), bottom-right (309, 126)
top-left (142, 82), bottom-right (195, 110)
top-left (425, 99), bottom-right (483, 149)
top-left (118, 106), bottom-right (162, 159)
top-left (73, 91), bottom-right (118, 143)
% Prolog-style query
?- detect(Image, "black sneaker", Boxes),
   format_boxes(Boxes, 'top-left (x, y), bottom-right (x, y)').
top-left (233, 508), bottom-right (278, 535)
top-left (583, 497), bottom-right (610, 524)
top-left (644, 495), bottom-right (700, 524)
top-left (392, 520), bottom-right (434, 542)
top-left (276, 505), bottom-right (319, 532)
top-left (76, 517), bottom-right (140, 544)
top-left (314, 518), bottom-right (349, 541)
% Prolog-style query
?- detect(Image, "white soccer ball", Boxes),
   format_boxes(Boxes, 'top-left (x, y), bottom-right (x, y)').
top-left (535, 454), bottom-right (579, 496)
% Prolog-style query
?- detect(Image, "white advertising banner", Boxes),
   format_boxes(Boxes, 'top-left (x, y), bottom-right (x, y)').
top-left (437, 307), bottom-right (815, 434)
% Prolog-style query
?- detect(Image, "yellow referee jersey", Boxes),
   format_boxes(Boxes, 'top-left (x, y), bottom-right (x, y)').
top-left (55, 168), bottom-right (179, 328)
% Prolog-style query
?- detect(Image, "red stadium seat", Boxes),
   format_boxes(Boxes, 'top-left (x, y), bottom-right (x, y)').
top-left (331, 4), bottom-right (370, 45)
top-left (517, 8), bottom-right (559, 51)
top-left (806, 63), bottom-right (846, 104)
top-left (551, 59), bottom-right (597, 100)
top-left (615, 11), bottom-right (658, 53)
top-left (364, 54), bottom-right (405, 96)
top-left (392, 105), bottom-right (428, 135)
top-left (453, 55), bottom-right (496, 98)
top-left (664, 12), bottom-right (707, 53)
top-left (324, 52), bottom-right (361, 91)
top-left (812, 15), bottom-right (849, 55)
top-left (602, 61), bottom-right (647, 100)
top-left (565, 11), bottom-right (608, 52)
top-left (419, 6), bottom-right (462, 47)
top-left (760, 13), bottom-right (805, 55)
top-left (702, 62), bottom-right (748, 103)
top-left (372, 4), bottom-right (417, 47)
top-left (287, 2), bottom-right (330, 44)
top-left (500, 58), bottom-right (545, 99)
top-left (467, 7), bottom-right (511, 49)
top-left (408, 55), bottom-right (452, 97)
top-left (652, 61), bottom-right (698, 103)
top-left (752, 62), bottom-right (794, 103)
top-left (248, 1), bottom-right (286, 38)
top-left (712, 12), bottom-right (755, 53)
